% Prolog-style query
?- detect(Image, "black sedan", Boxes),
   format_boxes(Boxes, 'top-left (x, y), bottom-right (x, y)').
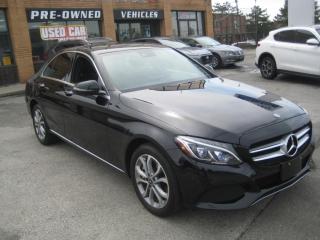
top-left (25, 43), bottom-right (314, 217)
top-left (131, 37), bottom-right (213, 68)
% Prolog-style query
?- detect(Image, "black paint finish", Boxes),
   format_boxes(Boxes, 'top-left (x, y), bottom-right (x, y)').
top-left (25, 44), bottom-right (315, 210)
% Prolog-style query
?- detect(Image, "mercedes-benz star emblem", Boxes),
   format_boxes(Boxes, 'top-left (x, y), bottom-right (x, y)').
top-left (284, 134), bottom-right (298, 157)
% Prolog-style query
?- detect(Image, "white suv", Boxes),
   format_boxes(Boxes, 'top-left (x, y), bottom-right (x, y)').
top-left (256, 26), bottom-right (320, 79)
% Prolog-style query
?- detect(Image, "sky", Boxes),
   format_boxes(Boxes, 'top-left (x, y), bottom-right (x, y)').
top-left (212, 0), bottom-right (285, 19)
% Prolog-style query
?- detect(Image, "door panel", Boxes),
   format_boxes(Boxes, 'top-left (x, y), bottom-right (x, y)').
top-left (292, 30), bottom-right (320, 75)
top-left (37, 52), bottom-right (74, 134)
top-left (63, 54), bottom-right (120, 167)
top-left (37, 78), bottom-right (66, 134)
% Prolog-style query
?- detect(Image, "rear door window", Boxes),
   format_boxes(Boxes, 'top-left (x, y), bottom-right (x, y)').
top-left (274, 30), bottom-right (296, 43)
top-left (43, 53), bottom-right (74, 80)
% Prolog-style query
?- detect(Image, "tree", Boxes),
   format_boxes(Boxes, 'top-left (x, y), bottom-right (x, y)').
top-left (274, 0), bottom-right (320, 26)
top-left (246, 6), bottom-right (272, 42)
top-left (315, 1), bottom-right (320, 24)
top-left (274, 0), bottom-right (288, 26)
top-left (213, 1), bottom-right (237, 14)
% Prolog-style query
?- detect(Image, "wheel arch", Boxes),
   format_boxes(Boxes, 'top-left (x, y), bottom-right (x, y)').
top-left (124, 135), bottom-right (174, 177)
top-left (258, 52), bottom-right (277, 68)
top-left (29, 99), bottom-right (38, 114)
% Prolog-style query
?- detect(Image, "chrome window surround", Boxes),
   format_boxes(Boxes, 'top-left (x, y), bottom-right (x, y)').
top-left (40, 50), bottom-right (110, 97)
top-left (249, 126), bottom-right (311, 162)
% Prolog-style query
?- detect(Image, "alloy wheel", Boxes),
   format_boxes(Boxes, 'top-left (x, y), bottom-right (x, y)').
top-left (33, 109), bottom-right (46, 140)
top-left (261, 58), bottom-right (274, 78)
top-left (212, 55), bottom-right (219, 68)
top-left (135, 154), bottom-right (169, 209)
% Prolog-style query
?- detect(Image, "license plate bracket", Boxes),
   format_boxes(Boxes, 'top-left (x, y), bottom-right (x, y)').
top-left (281, 158), bottom-right (302, 182)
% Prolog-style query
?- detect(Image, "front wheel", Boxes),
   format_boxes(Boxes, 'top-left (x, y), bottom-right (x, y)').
top-left (130, 144), bottom-right (180, 217)
top-left (260, 56), bottom-right (277, 79)
top-left (212, 54), bottom-right (222, 69)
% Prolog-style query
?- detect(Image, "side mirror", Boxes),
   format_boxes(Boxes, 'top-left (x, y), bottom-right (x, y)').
top-left (196, 44), bottom-right (203, 48)
top-left (73, 80), bottom-right (100, 96)
top-left (306, 38), bottom-right (320, 46)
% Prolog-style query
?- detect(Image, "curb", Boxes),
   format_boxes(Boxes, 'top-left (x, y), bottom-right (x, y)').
top-left (0, 90), bottom-right (25, 98)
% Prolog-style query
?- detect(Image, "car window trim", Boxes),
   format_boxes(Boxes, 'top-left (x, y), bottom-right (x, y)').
top-left (41, 52), bottom-right (74, 84)
top-left (41, 50), bottom-right (110, 97)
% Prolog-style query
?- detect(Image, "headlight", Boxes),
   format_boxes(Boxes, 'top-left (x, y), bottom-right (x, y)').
top-left (222, 51), bottom-right (235, 56)
top-left (175, 136), bottom-right (242, 165)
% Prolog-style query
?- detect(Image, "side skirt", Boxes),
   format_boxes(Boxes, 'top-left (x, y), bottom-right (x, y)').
top-left (50, 129), bottom-right (126, 174)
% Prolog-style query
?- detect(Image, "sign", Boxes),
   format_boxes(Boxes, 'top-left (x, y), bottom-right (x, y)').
top-left (40, 25), bottom-right (87, 41)
top-left (288, 0), bottom-right (314, 26)
top-left (114, 9), bottom-right (163, 20)
top-left (27, 9), bottom-right (102, 22)
top-left (114, 0), bottom-right (159, 3)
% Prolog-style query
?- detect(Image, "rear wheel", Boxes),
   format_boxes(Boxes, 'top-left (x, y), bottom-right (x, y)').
top-left (260, 56), bottom-right (277, 79)
top-left (130, 144), bottom-right (180, 217)
top-left (32, 105), bottom-right (58, 145)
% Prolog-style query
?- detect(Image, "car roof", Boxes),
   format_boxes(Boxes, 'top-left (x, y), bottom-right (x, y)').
top-left (62, 43), bottom-right (170, 55)
top-left (270, 25), bottom-right (320, 34)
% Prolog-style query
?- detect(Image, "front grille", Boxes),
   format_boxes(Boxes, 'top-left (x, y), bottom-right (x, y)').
top-left (200, 55), bottom-right (213, 65)
top-left (249, 125), bottom-right (311, 162)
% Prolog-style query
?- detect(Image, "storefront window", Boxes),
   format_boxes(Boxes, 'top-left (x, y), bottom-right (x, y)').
top-left (171, 11), bottom-right (205, 37)
top-left (0, 10), bottom-right (14, 66)
top-left (29, 20), bottom-right (102, 71)
top-left (116, 21), bottom-right (160, 42)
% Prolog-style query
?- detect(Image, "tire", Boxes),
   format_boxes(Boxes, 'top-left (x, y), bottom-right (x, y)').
top-left (130, 144), bottom-right (180, 217)
top-left (212, 54), bottom-right (222, 69)
top-left (259, 56), bottom-right (278, 79)
top-left (32, 104), bottom-right (58, 145)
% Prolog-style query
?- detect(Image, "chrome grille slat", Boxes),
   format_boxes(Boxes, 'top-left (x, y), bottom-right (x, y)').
top-left (296, 127), bottom-right (310, 139)
top-left (297, 134), bottom-right (309, 148)
top-left (250, 126), bottom-right (311, 162)
top-left (249, 140), bottom-right (283, 154)
top-left (253, 151), bottom-right (284, 162)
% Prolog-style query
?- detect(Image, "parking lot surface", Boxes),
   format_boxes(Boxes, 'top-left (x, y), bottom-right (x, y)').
top-left (1, 49), bottom-right (319, 240)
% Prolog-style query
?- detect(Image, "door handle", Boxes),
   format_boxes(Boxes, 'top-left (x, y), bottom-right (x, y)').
top-left (64, 89), bottom-right (73, 96)
top-left (39, 83), bottom-right (49, 91)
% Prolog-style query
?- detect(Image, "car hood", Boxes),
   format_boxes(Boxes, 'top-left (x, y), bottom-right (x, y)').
top-left (120, 78), bottom-right (305, 144)
top-left (207, 44), bottom-right (242, 52)
top-left (178, 47), bottom-right (211, 56)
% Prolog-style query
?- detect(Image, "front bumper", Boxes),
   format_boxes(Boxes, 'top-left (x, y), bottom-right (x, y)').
top-left (167, 137), bottom-right (314, 210)
top-left (221, 55), bottom-right (245, 65)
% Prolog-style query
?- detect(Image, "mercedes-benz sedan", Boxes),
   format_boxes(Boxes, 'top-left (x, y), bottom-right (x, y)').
top-left (25, 44), bottom-right (314, 217)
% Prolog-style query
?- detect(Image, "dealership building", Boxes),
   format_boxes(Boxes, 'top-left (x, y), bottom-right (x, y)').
top-left (0, 0), bottom-right (213, 86)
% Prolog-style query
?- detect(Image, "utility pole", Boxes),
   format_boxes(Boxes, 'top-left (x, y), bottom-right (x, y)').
top-left (235, 0), bottom-right (240, 42)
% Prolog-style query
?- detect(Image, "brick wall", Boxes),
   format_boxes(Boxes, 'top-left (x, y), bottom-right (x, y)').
top-left (3, 0), bottom-right (213, 83)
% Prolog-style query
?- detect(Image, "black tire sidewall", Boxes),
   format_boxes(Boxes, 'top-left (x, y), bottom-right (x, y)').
top-left (212, 54), bottom-right (222, 69)
top-left (260, 56), bottom-right (277, 79)
top-left (31, 104), bottom-right (55, 145)
top-left (130, 144), bottom-right (180, 217)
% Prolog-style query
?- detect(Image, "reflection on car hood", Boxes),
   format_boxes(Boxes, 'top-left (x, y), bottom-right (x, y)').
top-left (178, 47), bottom-right (212, 56)
top-left (207, 44), bottom-right (242, 52)
top-left (120, 78), bottom-right (305, 143)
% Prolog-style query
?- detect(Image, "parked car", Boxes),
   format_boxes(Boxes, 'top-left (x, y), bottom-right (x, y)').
top-left (180, 36), bottom-right (245, 68)
top-left (46, 37), bottom-right (116, 59)
top-left (131, 37), bottom-right (213, 68)
top-left (232, 40), bottom-right (256, 49)
top-left (256, 26), bottom-right (320, 79)
top-left (26, 43), bottom-right (314, 217)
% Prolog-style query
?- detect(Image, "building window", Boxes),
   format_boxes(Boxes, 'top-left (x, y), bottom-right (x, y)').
top-left (171, 11), bottom-right (205, 37)
top-left (0, 9), bottom-right (14, 66)
top-left (28, 20), bottom-right (102, 71)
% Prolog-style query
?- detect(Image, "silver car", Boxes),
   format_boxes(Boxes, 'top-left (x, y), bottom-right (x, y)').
top-left (180, 36), bottom-right (245, 68)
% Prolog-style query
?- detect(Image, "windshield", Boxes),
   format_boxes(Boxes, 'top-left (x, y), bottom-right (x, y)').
top-left (196, 37), bottom-right (221, 46)
top-left (100, 48), bottom-right (211, 91)
top-left (158, 39), bottom-right (189, 49)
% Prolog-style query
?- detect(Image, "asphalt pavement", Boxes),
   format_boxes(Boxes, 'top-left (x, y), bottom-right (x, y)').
top-left (0, 50), bottom-right (319, 240)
